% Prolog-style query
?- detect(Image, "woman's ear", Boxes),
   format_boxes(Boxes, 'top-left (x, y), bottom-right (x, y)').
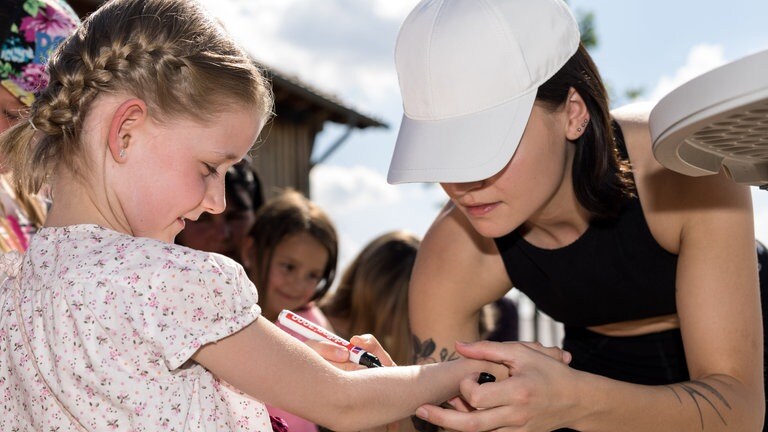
top-left (107, 98), bottom-right (148, 163)
top-left (564, 88), bottom-right (590, 141)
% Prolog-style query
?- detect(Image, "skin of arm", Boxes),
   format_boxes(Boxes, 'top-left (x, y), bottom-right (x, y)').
top-left (409, 203), bottom-right (513, 368)
top-left (191, 313), bottom-right (496, 432)
top-left (416, 104), bottom-right (766, 431)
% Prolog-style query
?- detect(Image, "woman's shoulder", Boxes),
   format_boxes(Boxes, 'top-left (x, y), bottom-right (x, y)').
top-left (611, 102), bottom-right (753, 253)
top-left (412, 204), bottom-right (511, 303)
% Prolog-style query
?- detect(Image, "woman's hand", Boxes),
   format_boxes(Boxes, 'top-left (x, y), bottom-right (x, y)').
top-left (415, 340), bottom-right (578, 431)
top-left (305, 333), bottom-right (397, 371)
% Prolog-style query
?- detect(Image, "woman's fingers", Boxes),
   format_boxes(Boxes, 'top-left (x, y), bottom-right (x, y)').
top-left (455, 340), bottom-right (571, 366)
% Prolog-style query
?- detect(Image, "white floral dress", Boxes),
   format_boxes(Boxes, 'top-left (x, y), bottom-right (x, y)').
top-left (0, 224), bottom-right (272, 431)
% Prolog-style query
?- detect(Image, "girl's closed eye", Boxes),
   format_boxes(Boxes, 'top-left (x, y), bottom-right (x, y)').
top-left (203, 163), bottom-right (220, 178)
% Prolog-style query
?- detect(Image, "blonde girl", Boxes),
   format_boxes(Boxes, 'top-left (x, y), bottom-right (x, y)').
top-left (0, 1), bottom-right (531, 431)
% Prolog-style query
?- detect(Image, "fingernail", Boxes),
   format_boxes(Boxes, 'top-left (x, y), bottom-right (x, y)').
top-left (415, 407), bottom-right (428, 420)
top-left (563, 351), bottom-right (572, 364)
top-left (334, 347), bottom-right (348, 361)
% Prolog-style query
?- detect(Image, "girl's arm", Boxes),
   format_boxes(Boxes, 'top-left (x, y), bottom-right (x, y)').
top-left (192, 312), bottom-right (495, 432)
top-left (408, 204), bottom-right (513, 367)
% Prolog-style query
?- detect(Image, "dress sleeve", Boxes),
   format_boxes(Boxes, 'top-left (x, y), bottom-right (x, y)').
top-left (142, 252), bottom-right (262, 370)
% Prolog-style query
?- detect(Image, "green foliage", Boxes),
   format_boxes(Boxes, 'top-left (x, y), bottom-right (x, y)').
top-left (577, 10), bottom-right (598, 49)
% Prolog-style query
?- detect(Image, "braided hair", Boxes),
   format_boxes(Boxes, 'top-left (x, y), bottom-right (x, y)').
top-left (0, 0), bottom-right (273, 196)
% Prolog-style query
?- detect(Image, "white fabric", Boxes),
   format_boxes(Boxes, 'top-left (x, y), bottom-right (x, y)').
top-left (388, 0), bottom-right (580, 183)
top-left (0, 224), bottom-right (271, 432)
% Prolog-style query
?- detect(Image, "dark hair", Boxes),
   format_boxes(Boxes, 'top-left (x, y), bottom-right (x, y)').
top-left (246, 190), bottom-right (338, 305)
top-left (226, 160), bottom-right (264, 212)
top-left (536, 43), bottom-right (635, 220)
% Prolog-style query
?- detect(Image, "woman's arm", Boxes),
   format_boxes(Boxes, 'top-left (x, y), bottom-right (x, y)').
top-left (409, 204), bottom-right (512, 366)
top-left (192, 313), bottom-right (494, 432)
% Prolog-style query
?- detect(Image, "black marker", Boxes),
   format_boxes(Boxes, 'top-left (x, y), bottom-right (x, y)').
top-left (477, 372), bottom-right (496, 384)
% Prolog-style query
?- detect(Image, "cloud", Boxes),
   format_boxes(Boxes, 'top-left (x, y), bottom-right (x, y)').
top-left (310, 164), bottom-right (400, 213)
top-left (311, 164), bottom-right (447, 274)
top-left (200, 0), bottom-right (413, 110)
top-left (649, 44), bottom-right (726, 102)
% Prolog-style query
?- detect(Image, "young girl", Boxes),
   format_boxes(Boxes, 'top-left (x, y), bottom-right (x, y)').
top-left (0, 0), bottom-right (79, 252)
top-left (241, 189), bottom-right (337, 432)
top-left (242, 189), bottom-right (337, 326)
top-left (389, 0), bottom-right (764, 430)
top-left (0, 1), bottom-right (518, 430)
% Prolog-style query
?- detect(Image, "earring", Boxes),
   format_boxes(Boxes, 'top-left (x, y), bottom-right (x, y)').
top-left (577, 118), bottom-right (589, 133)
top-left (119, 148), bottom-right (126, 158)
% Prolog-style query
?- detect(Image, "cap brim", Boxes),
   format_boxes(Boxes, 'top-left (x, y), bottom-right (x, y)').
top-left (387, 88), bottom-right (537, 184)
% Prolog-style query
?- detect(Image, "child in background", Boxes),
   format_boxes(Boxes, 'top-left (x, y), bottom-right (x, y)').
top-left (0, 0), bottom-right (79, 251)
top-left (241, 189), bottom-right (337, 432)
top-left (0, 1), bottom-right (519, 431)
top-left (321, 231), bottom-right (419, 367)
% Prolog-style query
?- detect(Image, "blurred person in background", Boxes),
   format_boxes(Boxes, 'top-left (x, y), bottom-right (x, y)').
top-left (0, 0), bottom-right (79, 251)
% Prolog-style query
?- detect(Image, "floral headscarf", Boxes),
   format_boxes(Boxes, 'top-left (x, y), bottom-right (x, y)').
top-left (0, 0), bottom-right (79, 106)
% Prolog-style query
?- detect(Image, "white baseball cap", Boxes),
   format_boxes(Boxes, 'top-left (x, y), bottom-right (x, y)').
top-left (387, 0), bottom-right (581, 184)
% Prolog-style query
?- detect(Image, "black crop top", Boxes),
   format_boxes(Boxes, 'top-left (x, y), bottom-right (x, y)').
top-left (493, 125), bottom-right (679, 327)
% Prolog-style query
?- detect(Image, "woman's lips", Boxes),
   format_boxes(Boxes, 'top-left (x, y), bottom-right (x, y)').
top-left (464, 202), bottom-right (500, 217)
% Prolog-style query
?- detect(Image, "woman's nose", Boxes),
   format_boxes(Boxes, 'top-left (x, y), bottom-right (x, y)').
top-left (441, 180), bottom-right (484, 197)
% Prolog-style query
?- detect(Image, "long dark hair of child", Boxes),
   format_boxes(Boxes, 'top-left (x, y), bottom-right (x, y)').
top-left (321, 231), bottom-right (420, 366)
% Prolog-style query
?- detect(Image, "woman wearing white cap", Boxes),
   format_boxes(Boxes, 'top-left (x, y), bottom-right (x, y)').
top-left (389, 0), bottom-right (764, 430)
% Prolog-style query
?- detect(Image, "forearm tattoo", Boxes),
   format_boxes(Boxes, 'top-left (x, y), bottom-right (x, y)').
top-left (411, 335), bottom-right (460, 365)
top-left (664, 380), bottom-right (732, 430)
top-left (410, 335), bottom-right (459, 432)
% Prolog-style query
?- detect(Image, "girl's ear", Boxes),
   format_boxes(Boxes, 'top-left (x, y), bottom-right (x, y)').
top-left (564, 88), bottom-right (590, 141)
top-left (107, 98), bottom-right (148, 163)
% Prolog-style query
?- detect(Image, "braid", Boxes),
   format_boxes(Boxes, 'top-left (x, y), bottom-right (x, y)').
top-left (1, 0), bottom-right (273, 197)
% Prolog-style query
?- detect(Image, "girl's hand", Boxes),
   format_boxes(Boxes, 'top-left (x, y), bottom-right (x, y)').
top-left (415, 340), bottom-right (578, 431)
top-left (305, 333), bottom-right (397, 371)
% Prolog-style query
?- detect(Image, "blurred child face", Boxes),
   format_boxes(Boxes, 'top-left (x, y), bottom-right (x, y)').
top-left (263, 231), bottom-right (329, 319)
top-left (113, 103), bottom-right (263, 243)
top-left (177, 205), bottom-right (255, 262)
top-left (0, 86), bottom-right (25, 134)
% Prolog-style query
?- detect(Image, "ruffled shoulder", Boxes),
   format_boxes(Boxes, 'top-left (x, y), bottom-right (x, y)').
top-left (0, 251), bottom-right (22, 278)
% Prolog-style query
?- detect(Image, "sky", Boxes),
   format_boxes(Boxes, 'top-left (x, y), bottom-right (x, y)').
top-left (198, 0), bottom-right (768, 272)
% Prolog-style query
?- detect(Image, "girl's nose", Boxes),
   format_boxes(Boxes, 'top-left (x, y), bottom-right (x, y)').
top-left (203, 178), bottom-right (227, 215)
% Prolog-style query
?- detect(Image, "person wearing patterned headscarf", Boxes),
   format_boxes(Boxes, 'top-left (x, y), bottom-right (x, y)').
top-left (0, 0), bottom-right (79, 251)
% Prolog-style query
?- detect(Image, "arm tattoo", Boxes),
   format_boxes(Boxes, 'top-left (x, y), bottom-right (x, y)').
top-left (664, 381), bottom-right (732, 430)
top-left (411, 335), bottom-right (459, 365)
top-left (410, 335), bottom-right (459, 432)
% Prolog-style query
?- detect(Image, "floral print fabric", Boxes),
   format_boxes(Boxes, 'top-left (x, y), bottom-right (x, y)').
top-left (0, 0), bottom-right (80, 106)
top-left (0, 224), bottom-right (273, 431)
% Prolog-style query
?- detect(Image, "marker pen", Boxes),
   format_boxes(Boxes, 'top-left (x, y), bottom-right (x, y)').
top-left (278, 309), bottom-right (383, 368)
